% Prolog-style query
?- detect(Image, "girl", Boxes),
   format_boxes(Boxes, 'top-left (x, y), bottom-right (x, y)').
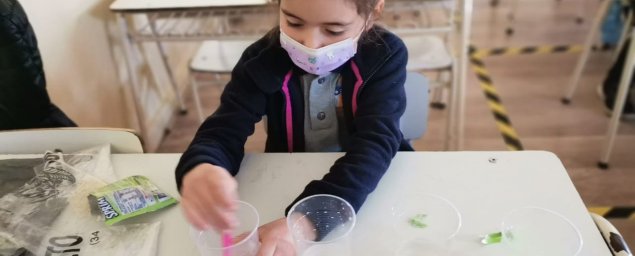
top-left (175, 0), bottom-right (411, 254)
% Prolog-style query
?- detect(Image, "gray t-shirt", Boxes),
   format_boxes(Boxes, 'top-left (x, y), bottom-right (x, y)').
top-left (301, 73), bottom-right (346, 152)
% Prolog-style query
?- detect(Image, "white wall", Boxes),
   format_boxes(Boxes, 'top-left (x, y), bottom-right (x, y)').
top-left (20, 0), bottom-right (197, 151)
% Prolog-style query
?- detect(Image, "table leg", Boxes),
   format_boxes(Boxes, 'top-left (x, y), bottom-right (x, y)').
top-left (446, 61), bottom-right (458, 150)
top-left (148, 14), bottom-right (188, 115)
top-left (190, 73), bottom-right (205, 123)
top-left (116, 13), bottom-right (148, 141)
top-left (454, 0), bottom-right (473, 150)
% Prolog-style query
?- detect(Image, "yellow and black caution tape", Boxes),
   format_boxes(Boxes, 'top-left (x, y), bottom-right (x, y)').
top-left (469, 45), bottom-right (634, 219)
top-left (469, 46), bottom-right (524, 151)
top-left (471, 45), bottom-right (583, 59)
top-left (468, 44), bottom-right (584, 151)
top-left (589, 207), bottom-right (635, 220)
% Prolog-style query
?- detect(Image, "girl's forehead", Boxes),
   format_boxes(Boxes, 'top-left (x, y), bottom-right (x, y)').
top-left (281, 0), bottom-right (362, 24)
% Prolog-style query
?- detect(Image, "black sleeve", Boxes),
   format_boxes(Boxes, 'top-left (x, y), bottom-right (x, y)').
top-left (287, 37), bottom-right (408, 214)
top-left (0, 0), bottom-right (76, 129)
top-left (174, 44), bottom-right (268, 191)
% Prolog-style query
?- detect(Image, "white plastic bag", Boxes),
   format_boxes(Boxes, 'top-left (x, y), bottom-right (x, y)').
top-left (0, 145), bottom-right (161, 256)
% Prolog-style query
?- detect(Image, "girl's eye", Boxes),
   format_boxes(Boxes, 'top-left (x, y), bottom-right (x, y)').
top-left (326, 30), bottom-right (344, 36)
top-left (287, 21), bottom-right (302, 27)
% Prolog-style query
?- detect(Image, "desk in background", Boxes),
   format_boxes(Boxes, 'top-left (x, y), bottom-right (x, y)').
top-left (109, 0), bottom-right (473, 151)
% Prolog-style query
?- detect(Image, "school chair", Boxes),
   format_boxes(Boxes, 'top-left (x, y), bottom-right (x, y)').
top-left (403, 35), bottom-right (453, 111)
top-left (189, 40), bottom-right (255, 122)
top-left (491, 0), bottom-right (590, 36)
top-left (555, 0), bottom-right (634, 169)
top-left (563, 0), bottom-right (632, 104)
top-left (597, 28), bottom-right (635, 169)
top-left (381, 0), bottom-right (471, 150)
top-left (0, 128), bottom-right (144, 154)
top-left (401, 72), bottom-right (430, 142)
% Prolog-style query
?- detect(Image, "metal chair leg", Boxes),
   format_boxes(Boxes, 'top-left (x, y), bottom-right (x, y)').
top-left (598, 29), bottom-right (635, 169)
top-left (506, 0), bottom-right (520, 36)
top-left (116, 13), bottom-right (148, 141)
top-left (430, 71), bottom-right (448, 109)
top-left (613, 11), bottom-right (633, 62)
top-left (562, 0), bottom-right (611, 104)
top-left (190, 73), bottom-right (205, 123)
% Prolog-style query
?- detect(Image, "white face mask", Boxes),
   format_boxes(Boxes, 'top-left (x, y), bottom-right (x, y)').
top-left (280, 27), bottom-right (364, 76)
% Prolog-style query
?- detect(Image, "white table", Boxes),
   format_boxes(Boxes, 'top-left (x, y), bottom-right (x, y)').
top-left (112, 151), bottom-right (611, 255)
top-left (111, 0), bottom-right (269, 11)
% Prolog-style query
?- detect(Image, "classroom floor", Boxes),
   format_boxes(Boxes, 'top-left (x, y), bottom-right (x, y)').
top-left (158, 0), bottom-right (635, 244)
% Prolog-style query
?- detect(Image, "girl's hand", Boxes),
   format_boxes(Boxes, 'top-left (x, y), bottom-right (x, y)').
top-left (257, 218), bottom-right (296, 256)
top-left (180, 163), bottom-right (239, 232)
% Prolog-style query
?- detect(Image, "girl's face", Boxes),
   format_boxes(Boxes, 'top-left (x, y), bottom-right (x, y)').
top-left (279, 0), bottom-right (369, 49)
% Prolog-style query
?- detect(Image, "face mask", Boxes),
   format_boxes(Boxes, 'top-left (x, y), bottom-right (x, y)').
top-left (280, 27), bottom-right (364, 76)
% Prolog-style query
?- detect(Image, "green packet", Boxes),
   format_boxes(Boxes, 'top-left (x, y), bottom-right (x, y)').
top-left (89, 175), bottom-right (178, 225)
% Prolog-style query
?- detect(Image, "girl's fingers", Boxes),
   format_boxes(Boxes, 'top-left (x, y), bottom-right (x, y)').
top-left (233, 232), bottom-right (249, 244)
top-left (212, 204), bottom-right (239, 230)
top-left (211, 175), bottom-right (238, 210)
top-left (273, 240), bottom-right (295, 256)
top-left (181, 165), bottom-right (240, 231)
top-left (256, 238), bottom-right (277, 256)
top-left (181, 199), bottom-right (209, 231)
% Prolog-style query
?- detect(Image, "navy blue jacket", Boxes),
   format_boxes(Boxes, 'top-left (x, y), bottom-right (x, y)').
top-left (175, 26), bottom-right (411, 214)
top-left (0, 0), bottom-right (76, 129)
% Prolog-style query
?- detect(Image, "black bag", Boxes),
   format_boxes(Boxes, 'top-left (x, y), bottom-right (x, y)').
top-left (0, 0), bottom-right (76, 130)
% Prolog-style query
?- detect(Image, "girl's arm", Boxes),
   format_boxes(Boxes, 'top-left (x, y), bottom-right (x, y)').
top-left (175, 44), bottom-right (268, 191)
top-left (288, 35), bottom-right (408, 214)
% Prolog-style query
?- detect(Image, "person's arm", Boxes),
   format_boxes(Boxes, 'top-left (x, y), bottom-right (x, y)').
top-left (287, 37), bottom-right (408, 215)
top-left (0, 0), bottom-right (77, 129)
top-left (175, 42), bottom-right (268, 232)
top-left (175, 46), bottom-right (267, 190)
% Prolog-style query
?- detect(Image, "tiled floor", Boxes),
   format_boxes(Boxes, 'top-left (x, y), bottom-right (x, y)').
top-left (159, 0), bottom-right (635, 245)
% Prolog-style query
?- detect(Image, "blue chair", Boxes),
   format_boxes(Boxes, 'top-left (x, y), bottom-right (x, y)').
top-left (400, 72), bottom-right (430, 143)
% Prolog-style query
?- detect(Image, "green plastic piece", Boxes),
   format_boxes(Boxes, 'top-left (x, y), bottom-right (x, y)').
top-left (481, 232), bottom-right (503, 245)
top-left (409, 214), bottom-right (428, 228)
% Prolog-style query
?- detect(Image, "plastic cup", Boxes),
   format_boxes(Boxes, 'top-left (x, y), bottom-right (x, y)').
top-left (189, 201), bottom-right (260, 256)
top-left (500, 207), bottom-right (583, 256)
top-left (286, 194), bottom-right (356, 256)
top-left (391, 193), bottom-right (462, 256)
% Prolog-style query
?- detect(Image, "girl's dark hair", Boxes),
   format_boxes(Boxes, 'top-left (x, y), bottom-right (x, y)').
top-left (350, 0), bottom-right (381, 19)
top-left (271, 0), bottom-right (381, 19)
top-left (351, 0), bottom-right (383, 44)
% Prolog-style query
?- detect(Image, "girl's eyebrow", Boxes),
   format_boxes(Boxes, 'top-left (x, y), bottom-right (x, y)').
top-left (281, 9), bottom-right (304, 22)
top-left (281, 8), bottom-right (354, 26)
top-left (323, 21), bottom-right (353, 27)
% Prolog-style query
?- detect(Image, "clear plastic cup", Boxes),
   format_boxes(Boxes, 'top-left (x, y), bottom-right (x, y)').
top-left (500, 207), bottom-right (583, 256)
top-left (286, 194), bottom-right (356, 256)
top-left (189, 201), bottom-right (260, 256)
top-left (391, 193), bottom-right (462, 256)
